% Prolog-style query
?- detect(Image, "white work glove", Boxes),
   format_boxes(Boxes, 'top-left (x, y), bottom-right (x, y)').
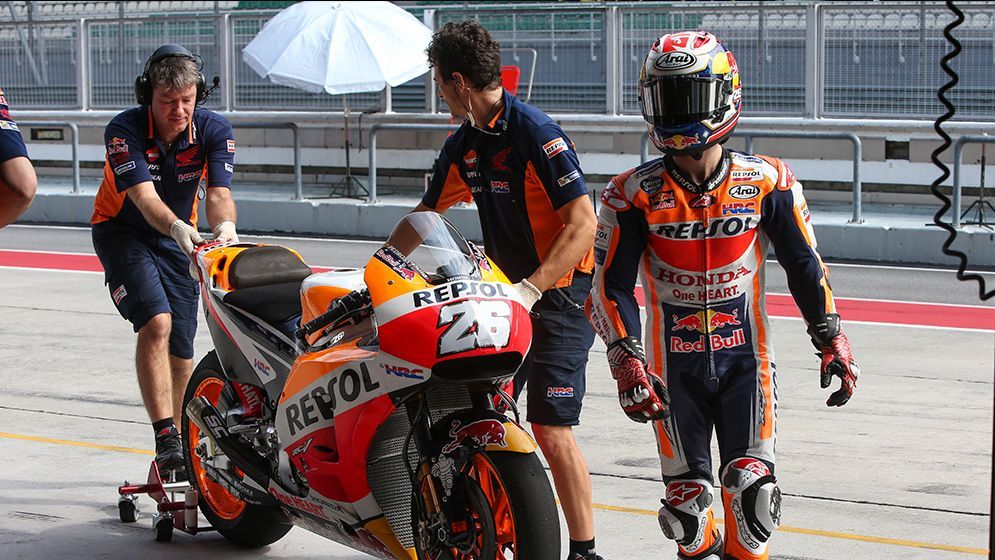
top-left (213, 220), bottom-right (239, 243)
top-left (170, 219), bottom-right (204, 257)
top-left (512, 278), bottom-right (542, 312)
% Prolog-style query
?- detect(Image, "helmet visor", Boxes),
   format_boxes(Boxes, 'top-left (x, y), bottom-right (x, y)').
top-left (639, 76), bottom-right (730, 126)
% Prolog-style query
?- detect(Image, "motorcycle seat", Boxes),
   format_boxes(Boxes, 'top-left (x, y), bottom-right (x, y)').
top-left (221, 246), bottom-right (313, 325)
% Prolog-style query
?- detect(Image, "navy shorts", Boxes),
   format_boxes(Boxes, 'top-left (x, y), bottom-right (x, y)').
top-left (512, 272), bottom-right (596, 426)
top-left (92, 221), bottom-right (200, 359)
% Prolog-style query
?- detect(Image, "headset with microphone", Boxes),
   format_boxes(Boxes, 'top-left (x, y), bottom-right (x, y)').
top-left (134, 44), bottom-right (220, 106)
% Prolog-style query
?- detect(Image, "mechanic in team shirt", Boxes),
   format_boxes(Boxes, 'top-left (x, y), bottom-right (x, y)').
top-left (587, 31), bottom-right (860, 560)
top-left (0, 87), bottom-right (37, 227)
top-left (90, 44), bottom-right (238, 478)
top-left (411, 20), bottom-right (604, 560)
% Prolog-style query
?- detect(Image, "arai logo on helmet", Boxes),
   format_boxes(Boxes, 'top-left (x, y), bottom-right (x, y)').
top-left (654, 51), bottom-right (697, 71)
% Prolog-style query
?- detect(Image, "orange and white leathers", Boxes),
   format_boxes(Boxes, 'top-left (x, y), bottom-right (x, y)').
top-left (587, 149), bottom-right (836, 560)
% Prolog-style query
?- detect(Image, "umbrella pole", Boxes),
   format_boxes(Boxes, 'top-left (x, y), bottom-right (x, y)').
top-left (341, 98), bottom-right (368, 199)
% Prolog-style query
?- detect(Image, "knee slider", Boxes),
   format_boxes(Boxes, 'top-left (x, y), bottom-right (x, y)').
top-left (657, 478), bottom-right (714, 548)
top-left (721, 458), bottom-right (781, 547)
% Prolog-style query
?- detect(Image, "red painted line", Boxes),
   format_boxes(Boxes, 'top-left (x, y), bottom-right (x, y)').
top-left (3, 250), bottom-right (993, 331)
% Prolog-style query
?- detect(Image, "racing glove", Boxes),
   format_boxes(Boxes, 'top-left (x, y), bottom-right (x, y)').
top-left (808, 313), bottom-right (860, 407)
top-left (212, 220), bottom-right (238, 243)
top-left (169, 219), bottom-right (204, 257)
top-left (512, 278), bottom-right (542, 312)
top-left (607, 336), bottom-right (670, 423)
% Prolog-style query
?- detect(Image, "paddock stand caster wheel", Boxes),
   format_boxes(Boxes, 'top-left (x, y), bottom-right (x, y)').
top-left (153, 513), bottom-right (174, 542)
top-left (118, 494), bottom-right (139, 523)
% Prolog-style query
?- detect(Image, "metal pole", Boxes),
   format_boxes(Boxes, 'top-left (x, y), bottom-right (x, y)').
top-left (77, 19), bottom-right (88, 110)
top-left (953, 136), bottom-right (965, 229)
top-left (804, 3), bottom-right (820, 118)
top-left (5, 1), bottom-right (44, 86)
top-left (745, 135), bottom-right (754, 154)
top-left (368, 125), bottom-right (378, 204)
top-left (219, 13), bottom-right (233, 112)
top-left (640, 130), bottom-right (649, 164)
top-left (292, 123), bottom-right (301, 200)
top-left (850, 133), bottom-right (862, 223)
top-left (605, 5), bottom-right (619, 115)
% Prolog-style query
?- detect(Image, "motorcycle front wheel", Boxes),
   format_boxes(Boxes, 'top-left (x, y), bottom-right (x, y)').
top-left (182, 351), bottom-right (292, 547)
top-left (415, 450), bottom-right (560, 559)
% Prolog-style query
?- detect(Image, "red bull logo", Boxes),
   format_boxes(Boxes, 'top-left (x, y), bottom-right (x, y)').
top-left (670, 329), bottom-right (746, 353)
top-left (660, 134), bottom-right (700, 150)
top-left (441, 419), bottom-right (508, 454)
top-left (672, 309), bottom-right (741, 334)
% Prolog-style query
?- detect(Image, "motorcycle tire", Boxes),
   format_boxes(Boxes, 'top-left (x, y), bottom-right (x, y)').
top-left (415, 450), bottom-right (560, 559)
top-left (414, 476), bottom-right (496, 560)
top-left (182, 351), bottom-right (292, 547)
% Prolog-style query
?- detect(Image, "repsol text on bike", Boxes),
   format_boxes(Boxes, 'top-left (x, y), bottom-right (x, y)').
top-left (412, 281), bottom-right (512, 308)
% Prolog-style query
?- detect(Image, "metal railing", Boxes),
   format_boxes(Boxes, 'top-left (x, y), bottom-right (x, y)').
top-left (367, 123), bottom-right (458, 204)
top-left (233, 122), bottom-right (301, 200)
top-left (18, 120), bottom-right (79, 193)
top-left (951, 134), bottom-right (994, 229)
top-left (641, 129), bottom-right (863, 222)
top-left (1, 3), bottom-right (992, 121)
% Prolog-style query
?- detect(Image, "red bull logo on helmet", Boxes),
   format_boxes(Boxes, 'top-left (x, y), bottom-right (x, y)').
top-left (659, 133), bottom-right (701, 150)
top-left (672, 309), bottom-right (741, 334)
top-left (441, 419), bottom-right (508, 454)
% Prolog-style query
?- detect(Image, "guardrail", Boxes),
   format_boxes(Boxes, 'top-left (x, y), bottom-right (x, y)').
top-left (232, 122), bottom-right (302, 200)
top-left (641, 130), bottom-right (864, 223)
top-left (367, 123), bottom-right (459, 204)
top-left (951, 134), bottom-right (993, 229)
top-left (19, 121), bottom-right (80, 194)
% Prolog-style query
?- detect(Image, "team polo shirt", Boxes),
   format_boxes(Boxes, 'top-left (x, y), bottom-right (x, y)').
top-left (91, 106), bottom-right (235, 235)
top-left (0, 88), bottom-right (29, 162)
top-left (422, 88), bottom-right (594, 286)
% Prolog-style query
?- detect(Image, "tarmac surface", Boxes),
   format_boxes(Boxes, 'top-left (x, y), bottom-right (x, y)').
top-left (0, 225), bottom-right (992, 560)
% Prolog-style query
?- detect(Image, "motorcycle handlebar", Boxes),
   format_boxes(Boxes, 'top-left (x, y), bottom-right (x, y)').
top-left (296, 289), bottom-right (372, 341)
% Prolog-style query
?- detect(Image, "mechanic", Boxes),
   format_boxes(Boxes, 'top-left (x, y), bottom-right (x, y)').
top-left (0, 87), bottom-right (37, 227)
top-left (90, 44), bottom-right (238, 478)
top-left (411, 20), bottom-right (603, 560)
top-left (586, 31), bottom-right (860, 560)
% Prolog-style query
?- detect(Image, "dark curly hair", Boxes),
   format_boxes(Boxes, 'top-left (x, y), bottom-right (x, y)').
top-left (427, 20), bottom-right (502, 90)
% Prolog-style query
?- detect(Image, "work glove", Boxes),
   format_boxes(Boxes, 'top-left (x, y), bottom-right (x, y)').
top-left (808, 313), bottom-right (860, 407)
top-left (607, 336), bottom-right (670, 423)
top-left (212, 220), bottom-right (238, 243)
top-left (512, 278), bottom-right (542, 312)
top-left (169, 219), bottom-right (204, 257)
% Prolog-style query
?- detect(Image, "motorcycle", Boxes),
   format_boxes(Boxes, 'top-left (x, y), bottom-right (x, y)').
top-left (182, 211), bottom-right (560, 559)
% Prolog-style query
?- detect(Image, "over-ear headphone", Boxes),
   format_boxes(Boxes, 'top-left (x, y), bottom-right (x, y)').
top-left (134, 44), bottom-right (207, 106)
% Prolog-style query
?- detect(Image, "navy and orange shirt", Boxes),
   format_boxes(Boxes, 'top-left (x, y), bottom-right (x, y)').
top-left (91, 106), bottom-right (235, 235)
top-left (0, 88), bottom-right (28, 163)
top-left (422, 88), bottom-right (594, 286)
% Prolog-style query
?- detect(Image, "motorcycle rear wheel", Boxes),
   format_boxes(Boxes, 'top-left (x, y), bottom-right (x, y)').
top-left (415, 450), bottom-right (560, 559)
top-left (182, 351), bottom-right (292, 547)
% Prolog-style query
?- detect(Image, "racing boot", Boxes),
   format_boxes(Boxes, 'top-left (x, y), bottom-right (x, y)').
top-left (154, 426), bottom-right (186, 480)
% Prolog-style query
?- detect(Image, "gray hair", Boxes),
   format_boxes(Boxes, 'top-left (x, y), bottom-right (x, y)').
top-left (148, 56), bottom-right (201, 93)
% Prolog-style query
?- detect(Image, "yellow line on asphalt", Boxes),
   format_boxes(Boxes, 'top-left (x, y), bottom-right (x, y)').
top-left (587, 502), bottom-right (988, 556)
top-left (0, 431), bottom-right (154, 456)
top-left (2, 431), bottom-right (986, 556)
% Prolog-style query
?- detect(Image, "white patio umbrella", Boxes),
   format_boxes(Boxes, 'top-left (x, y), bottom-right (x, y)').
top-left (242, 1), bottom-right (433, 195)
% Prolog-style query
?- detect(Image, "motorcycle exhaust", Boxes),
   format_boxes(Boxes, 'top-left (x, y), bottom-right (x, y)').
top-left (186, 396), bottom-right (271, 488)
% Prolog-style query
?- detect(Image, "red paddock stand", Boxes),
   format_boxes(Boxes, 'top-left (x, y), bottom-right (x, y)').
top-left (117, 461), bottom-right (214, 542)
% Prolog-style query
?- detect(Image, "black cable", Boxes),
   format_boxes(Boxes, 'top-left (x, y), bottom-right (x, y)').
top-left (930, 0), bottom-right (994, 302)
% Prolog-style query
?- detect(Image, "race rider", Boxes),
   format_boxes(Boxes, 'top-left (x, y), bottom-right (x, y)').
top-left (0, 87), bottom-right (37, 227)
top-left (90, 44), bottom-right (238, 477)
top-left (586, 31), bottom-right (860, 560)
top-left (411, 20), bottom-right (603, 560)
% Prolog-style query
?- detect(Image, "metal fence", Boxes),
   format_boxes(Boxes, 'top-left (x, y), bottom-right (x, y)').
top-left (0, 2), bottom-right (991, 120)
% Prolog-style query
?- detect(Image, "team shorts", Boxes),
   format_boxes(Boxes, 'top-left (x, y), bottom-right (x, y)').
top-left (92, 221), bottom-right (200, 359)
top-left (512, 272), bottom-right (596, 426)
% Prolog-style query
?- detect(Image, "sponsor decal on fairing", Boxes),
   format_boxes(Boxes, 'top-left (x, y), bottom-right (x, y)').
top-left (283, 362), bottom-right (382, 437)
top-left (441, 419), bottom-right (508, 454)
top-left (373, 245), bottom-right (416, 281)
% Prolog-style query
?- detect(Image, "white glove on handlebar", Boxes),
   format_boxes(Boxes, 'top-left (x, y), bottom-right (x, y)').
top-left (512, 278), bottom-right (542, 312)
top-left (169, 219), bottom-right (204, 257)
top-left (213, 220), bottom-right (238, 243)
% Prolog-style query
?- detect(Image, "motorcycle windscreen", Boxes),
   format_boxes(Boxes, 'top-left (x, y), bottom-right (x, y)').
top-left (366, 213), bottom-right (533, 381)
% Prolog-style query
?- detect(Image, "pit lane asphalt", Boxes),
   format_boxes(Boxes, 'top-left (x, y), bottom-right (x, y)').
top-left (0, 225), bottom-right (991, 560)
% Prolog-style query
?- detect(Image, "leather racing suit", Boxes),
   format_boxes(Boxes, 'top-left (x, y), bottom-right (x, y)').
top-left (587, 149), bottom-right (835, 559)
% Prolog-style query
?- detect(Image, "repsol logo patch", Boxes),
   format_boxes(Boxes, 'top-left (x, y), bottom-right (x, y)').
top-left (654, 216), bottom-right (756, 240)
top-left (412, 281), bottom-right (511, 308)
top-left (285, 362), bottom-right (380, 436)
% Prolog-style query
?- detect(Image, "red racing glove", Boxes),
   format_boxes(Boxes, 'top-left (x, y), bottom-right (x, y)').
top-left (607, 337), bottom-right (670, 423)
top-left (808, 314), bottom-right (860, 407)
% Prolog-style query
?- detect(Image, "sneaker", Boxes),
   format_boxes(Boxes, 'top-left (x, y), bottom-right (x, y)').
top-left (154, 426), bottom-right (185, 476)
